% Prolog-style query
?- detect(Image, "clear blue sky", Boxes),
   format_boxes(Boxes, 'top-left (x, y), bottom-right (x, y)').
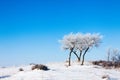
top-left (0, 0), bottom-right (120, 66)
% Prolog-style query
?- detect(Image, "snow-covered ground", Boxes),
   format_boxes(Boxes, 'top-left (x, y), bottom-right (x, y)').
top-left (0, 62), bottom-right (120, 80)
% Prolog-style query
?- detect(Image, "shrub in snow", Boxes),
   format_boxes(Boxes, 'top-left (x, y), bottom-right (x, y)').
top-left (103, 62), bottom-right (113, 69)
top-left (29, 63), bottom-right (36, 65)
top-left (19, 68), bottom-right (24, 71)
top-left (92, 60), bottom-right (103, 66)
top-left (102, 75), bottom-right (110, 80)
top-left (114, 62), bottom-right (120, 68)
top-left (32, 64), bottom-right (49, 71)
top-left (92, 60), bottom-right (120, 69)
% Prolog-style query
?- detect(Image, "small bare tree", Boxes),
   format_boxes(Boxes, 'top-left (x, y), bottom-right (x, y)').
top-left (111, 48), bottom-right (120, 62)
top-left (107, 48), bottom-right (120, 62)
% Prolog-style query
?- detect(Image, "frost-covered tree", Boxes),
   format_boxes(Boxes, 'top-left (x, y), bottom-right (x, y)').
top-left (75, 33), bottom-right (84, 62)
top-left (59, 33), bottom-right (102, 66)
top-left (59, 33), bottom-right (79, 66)
top-left (110, 48), bottom-right (120, 62)
top-left (76, 33), bottom-right (102, 65)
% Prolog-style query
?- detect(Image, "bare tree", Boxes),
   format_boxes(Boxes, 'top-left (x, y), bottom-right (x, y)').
top-left (106, 48), bottom-right (120, 62)
top-left (111, 48), bottom-right (120, 62)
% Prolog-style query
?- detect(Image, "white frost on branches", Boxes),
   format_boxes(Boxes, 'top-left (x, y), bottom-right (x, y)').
top-left (59, 33), bottom-right (76, 50)
top-left (59, 33), bottom-right (102, 51)
top-left (110, 48), bottom-right (120, 62)
top-left (59, 32), bottom-right (102, 66)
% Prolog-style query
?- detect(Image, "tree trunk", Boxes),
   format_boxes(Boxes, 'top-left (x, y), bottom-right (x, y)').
top-left (79, 50), bottom-right (82, 62)
top-left (73, 51), bottom-right (79, 62)
top-left (107, 52), bottom-right (110, 62)
top-left (81, 47), bottom-right (89, 65)
top-left (68, 50), bottom-right (72, 66)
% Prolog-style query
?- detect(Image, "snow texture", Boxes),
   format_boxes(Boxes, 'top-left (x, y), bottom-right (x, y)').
top-left (0, 62), bottom-right (120, 80)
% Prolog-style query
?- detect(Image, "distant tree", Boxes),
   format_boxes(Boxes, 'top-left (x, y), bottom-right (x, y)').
top-left (111, 48), bottom-right (120, 62)
top-left (59, 33), bottom-right (102, 66)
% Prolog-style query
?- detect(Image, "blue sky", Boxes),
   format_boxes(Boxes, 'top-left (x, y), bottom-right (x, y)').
top-left (0, 0), bottom-right (120, 66)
